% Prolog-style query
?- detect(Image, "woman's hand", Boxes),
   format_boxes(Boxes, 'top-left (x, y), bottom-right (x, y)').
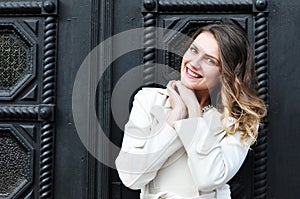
top-left (175, 81), bottom-right (202, 118)
top-left (166, 80), bottom-right (187, 126)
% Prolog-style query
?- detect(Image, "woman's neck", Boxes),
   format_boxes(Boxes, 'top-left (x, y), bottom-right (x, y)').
top-left (194, 90), bottom-right (211, 108)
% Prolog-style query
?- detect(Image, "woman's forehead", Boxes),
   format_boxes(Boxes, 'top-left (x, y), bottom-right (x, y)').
top-left (193, 31), bottom-right (220, 58)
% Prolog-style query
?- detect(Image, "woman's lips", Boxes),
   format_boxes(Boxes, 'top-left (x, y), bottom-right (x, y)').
top-left (185, 67), bottom-right (203, 79)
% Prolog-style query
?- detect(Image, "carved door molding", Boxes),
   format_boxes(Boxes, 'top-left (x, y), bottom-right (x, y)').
top-left (141, 0), bottom-right (269, 198)
top-left (0, 0), bottom-right (58, 198)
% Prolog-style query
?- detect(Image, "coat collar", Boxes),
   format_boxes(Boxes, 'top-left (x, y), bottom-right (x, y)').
top-left (203, 108), bottom-right (236, 136)
top-left (144, 87), bottom-right (236, 131)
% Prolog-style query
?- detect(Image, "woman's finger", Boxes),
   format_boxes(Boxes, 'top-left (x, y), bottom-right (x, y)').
top-left (167, 81), bottom-right (180, 99)
top-left (166, 80), bottom-right (177, 92)
top-left (176, 81), bottom-right (202, 117)
top-left (167, 81), bottom-right (187, 109)
top-left (175, 81), bottom-right (196, 100)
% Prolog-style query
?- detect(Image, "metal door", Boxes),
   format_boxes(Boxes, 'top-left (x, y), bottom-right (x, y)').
top-left (2, 0), bottom-right (300, 198)
top-left (0, 0), bottom-right (58, 198)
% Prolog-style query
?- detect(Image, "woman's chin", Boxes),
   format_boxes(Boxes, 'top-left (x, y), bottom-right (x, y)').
top-left (180, 78), bottom-right (196, 90)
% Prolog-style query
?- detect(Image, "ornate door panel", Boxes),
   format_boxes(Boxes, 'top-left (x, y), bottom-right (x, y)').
top-left (0, 0), bottom-right (58, 198)
top-left (110, 0), bottom-right (269, 199)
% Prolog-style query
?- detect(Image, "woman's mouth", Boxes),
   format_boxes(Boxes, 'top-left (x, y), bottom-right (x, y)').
top-left (185, 67), bottom-right (203, 79)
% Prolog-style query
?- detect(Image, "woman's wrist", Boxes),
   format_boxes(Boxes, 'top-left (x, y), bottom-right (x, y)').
top-left (187, 103), bottom-right (202, 118)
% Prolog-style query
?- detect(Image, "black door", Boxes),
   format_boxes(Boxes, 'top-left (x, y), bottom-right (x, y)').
top-left (1, 0), bottom-right (300, 199)
top-left (0, 0), bottom-right (58, 198)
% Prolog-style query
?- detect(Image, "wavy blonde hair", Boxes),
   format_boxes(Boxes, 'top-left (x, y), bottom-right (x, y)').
top-left (193, 23), bottom-right (267, 144)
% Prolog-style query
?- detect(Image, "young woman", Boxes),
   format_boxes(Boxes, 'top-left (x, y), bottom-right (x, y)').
top-left (115, 23), bottom-right (267, 199)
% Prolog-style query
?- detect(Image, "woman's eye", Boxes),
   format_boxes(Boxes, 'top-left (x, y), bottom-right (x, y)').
top-left (190, 47), bottom-right (197, 54)
top-left (207, 58), bottom-right (216, 65)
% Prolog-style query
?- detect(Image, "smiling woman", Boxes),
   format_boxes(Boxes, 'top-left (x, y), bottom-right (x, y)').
top-left (115, 23), bottom-right (266, 199)
top-left (180, 31), bottom-right (221, 103)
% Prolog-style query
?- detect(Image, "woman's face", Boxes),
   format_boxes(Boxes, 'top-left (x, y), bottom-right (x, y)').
top-left (180, 31), bottom-right (221, 92)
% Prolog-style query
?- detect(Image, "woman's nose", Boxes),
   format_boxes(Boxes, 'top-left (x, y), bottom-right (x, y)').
top-left (189, 57), bottom-right (202, 69)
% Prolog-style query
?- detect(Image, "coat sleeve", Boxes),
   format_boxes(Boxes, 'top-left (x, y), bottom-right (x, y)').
top-left (115, 89), bottom-right (183, 190)
top-left (173, 111), bottom-right (251, 192)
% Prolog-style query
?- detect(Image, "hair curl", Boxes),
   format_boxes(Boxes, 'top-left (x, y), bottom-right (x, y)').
top-left (192, 23), bottom-right (267, 145)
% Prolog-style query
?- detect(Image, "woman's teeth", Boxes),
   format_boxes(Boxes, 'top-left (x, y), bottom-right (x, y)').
top-left (187, 67), bottom-right (202, 78)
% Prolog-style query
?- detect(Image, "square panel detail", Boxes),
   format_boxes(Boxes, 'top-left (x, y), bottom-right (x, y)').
top-left (0, 125), bottom-right (33, 199)
top-left (0, 22), bottom-right (37, 100)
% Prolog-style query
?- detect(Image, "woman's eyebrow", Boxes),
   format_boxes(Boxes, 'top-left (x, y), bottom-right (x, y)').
top-left (190, 43), bottom-right (199, 51)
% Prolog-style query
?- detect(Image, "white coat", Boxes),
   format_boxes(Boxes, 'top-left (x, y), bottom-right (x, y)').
top-left (115, 87), bottom-right (251, 199)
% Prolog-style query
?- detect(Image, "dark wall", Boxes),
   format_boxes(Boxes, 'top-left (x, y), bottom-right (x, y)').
top-left (54, 0), bottom-right (91, 198)
top-left (268, 0), bottom-right (300, 197)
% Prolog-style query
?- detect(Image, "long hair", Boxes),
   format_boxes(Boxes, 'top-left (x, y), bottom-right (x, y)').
top-left (192, 23), bottom-right (267, 144)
